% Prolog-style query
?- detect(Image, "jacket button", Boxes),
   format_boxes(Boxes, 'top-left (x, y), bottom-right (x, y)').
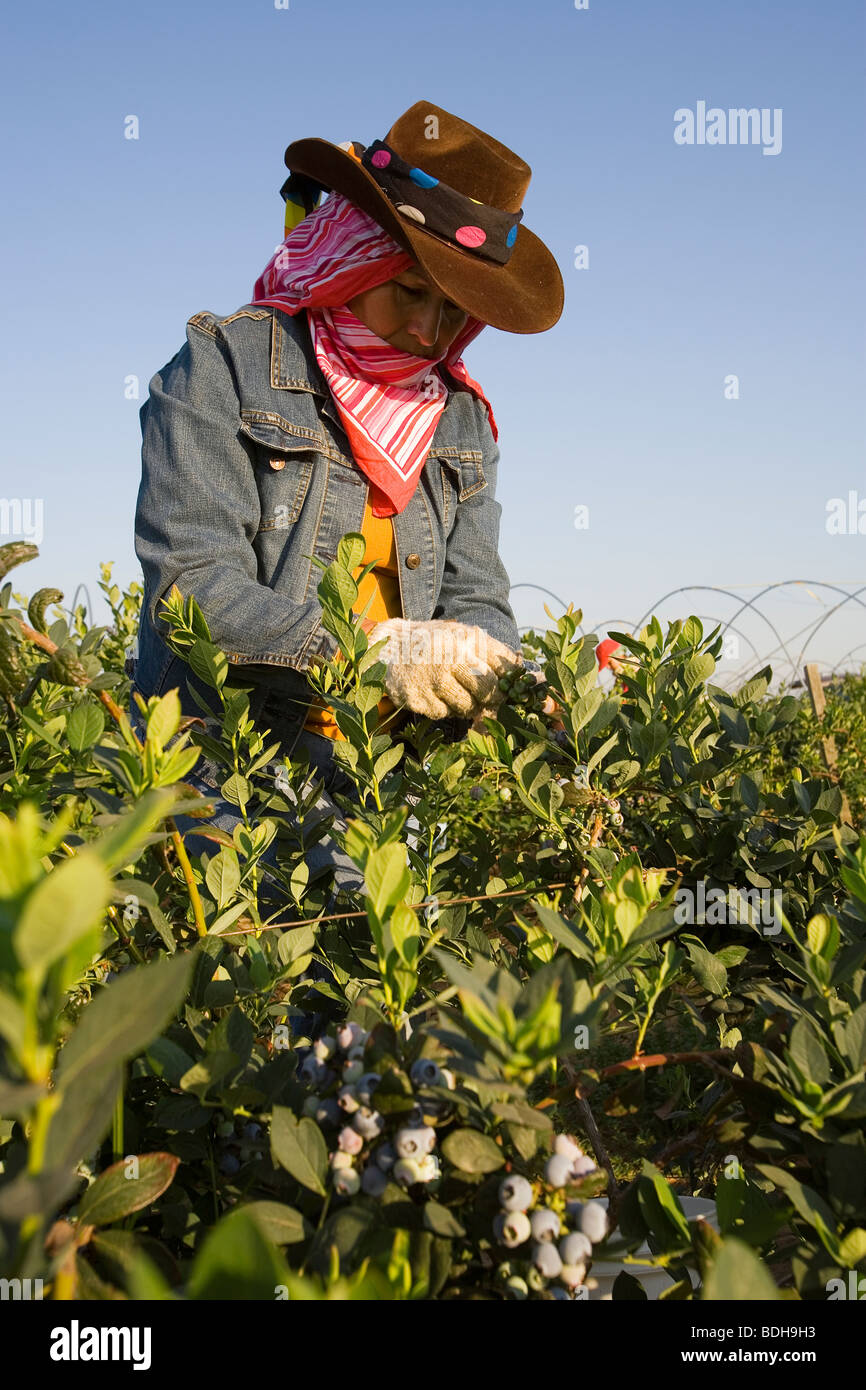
top-left (405, 553), bottom-right (421, 569)
top-left (269, 457), bottom-right (286, 471)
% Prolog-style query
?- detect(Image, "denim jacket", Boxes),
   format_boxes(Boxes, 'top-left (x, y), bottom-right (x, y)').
top-left (132, 303), bottom-right (522, 753)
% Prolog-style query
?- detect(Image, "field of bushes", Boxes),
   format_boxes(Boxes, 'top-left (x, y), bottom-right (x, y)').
top-left (1, 534), bottom-right (865, 1301)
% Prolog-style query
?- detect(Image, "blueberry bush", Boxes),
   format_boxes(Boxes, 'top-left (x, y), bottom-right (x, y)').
top-left (1, 534), bottom-right (864, 1301)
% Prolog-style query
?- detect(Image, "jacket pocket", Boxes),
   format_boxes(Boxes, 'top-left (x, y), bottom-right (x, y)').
top-left (438, 448), bottom-right (487, 528)
top-left (239, 411), bottom-right (321, 532)
top-left (439, 449), bottom-right (487, 502)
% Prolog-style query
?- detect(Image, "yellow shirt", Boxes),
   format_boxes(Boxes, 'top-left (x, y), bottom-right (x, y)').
top-left (303, 499), bottom-right (402, 740)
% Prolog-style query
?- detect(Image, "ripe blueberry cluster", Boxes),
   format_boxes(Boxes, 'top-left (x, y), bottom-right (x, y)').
top-left (492, 1135), bottom-right (608, 1299)
top-left (298, 1024), bottom-right (456, 1199)
top-left (213, 1117), bottom-right (264, 1176)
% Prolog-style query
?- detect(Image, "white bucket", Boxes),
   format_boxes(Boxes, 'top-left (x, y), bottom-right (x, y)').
top-left (587, 1196), bottom-right (719, 1301)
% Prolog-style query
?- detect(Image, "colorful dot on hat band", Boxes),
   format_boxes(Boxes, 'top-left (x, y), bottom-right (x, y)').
top-left (506, 225), bottom-right (518, 247)
top-left (397, 204), bottom-right (426, 223)
top-left (409, 167), bottom-right (439, 188)
top-left (455, 225), bottom-right (486, 248)
top-left (371, 149), bottom-right (392, 168)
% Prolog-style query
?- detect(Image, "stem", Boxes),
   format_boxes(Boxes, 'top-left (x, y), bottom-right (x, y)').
top-left (106, 904), bottom-right (146, 964)
top-left (112, 1086), bottom-right (124, 1163)
top-left (169, 820), bottom-right (207, 937)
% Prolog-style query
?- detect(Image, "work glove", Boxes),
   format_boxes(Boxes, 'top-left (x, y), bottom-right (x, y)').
top-left (366, 618), bottom-right (523, 721)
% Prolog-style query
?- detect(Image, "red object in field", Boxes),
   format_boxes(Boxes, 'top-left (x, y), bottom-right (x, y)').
top-left (596, 638), bottom-right (622, 670)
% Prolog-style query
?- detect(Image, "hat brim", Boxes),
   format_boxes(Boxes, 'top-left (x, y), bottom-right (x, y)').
top-left (283, 137), bottom-right (564, 334)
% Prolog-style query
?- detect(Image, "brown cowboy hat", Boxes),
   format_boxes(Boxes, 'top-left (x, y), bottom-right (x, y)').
top-left (282, 101), bottom-right (564, 334)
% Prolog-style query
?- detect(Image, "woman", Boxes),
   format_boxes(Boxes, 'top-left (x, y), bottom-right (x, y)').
top-left (132, 101), bottom-right (564, 898)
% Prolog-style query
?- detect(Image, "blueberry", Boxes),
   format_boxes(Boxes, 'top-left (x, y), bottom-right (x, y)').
top-left (336, 1022), bottom-right (366, 1052)
top-left (313, 1035), bottom-right (336, 1062)
top-left (357, 1071), bottom-right (382, 1105)
top-left (361, 1164), bottom-right (388, 1197)
top-left (342, 1059), bottom-right (364, 1085)
top-left (333, 1166), bottom-right (360, 1196)
top-left (530, 1207), bottom-right (561, 1243)
top-left (499, 788), bottom-right (512, 802)
top-left (549, 1286), bottom-right (570, 1300)
top-left (560, 1263), bottom-right (587, 1290)
top-left (338, 1125), bottom-right (363, 1155)
top-left (559, 1231), bottom-right (592, 1265)
top-left (300, 1054), bottom-right (327, 1085)
top-left (498, 1174), bottom-right (533, 1212)
top-left (554, 1134), bottom-right (583, 1163)
top-left (242, 1122), bottom-right (262, 1140)
top-left (395, 1125), bottom-right (436, 1158)
top-left (469, 786), bottom-right (484, 801)
top-left (415, 1154), bottom-right (441, 1185)
top-left (315, 1098), bottom-right (342, 1128)
top-left (493, 1210), bottom-right (532, 1248)
top-left (505, 1276), bottom-right (529, 1299)
top-left (352, 1107), bottom-right (384, 1140)
top-left (572, 1155), bottom-right (597, 1177)
top-left (544, 1153), bottom-right (574, 1189)
top-left (374, 1141), bottom-right (397, 1172)
top-left (393, 1157), bottom-right (424, 1187)
top-left (330, 1149), bottom-right (354, 1171)
top-left (337, 1085), bottom-right (359, 1114)
top-left (532, 1242), bottom-right (563, 1279)
top-left (216, 1120), bottom-right (235, 1139)
top-left (218, 1152), bottom-right (240, 1175)
top-left (580, 1200), bottom-right (608, 1243)
top-left (410, 1058), bottom-right (443, 1088)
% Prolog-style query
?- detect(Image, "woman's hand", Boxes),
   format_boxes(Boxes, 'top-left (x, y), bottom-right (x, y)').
top-left (365, 617), bottom-right (522, 720)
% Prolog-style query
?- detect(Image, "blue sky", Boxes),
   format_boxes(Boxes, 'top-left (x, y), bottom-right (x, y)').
top-left (2, 0), bottom-right (864, 683)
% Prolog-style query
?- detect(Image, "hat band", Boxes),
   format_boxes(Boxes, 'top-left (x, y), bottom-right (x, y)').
top-left (357, 139), bottom-right (523, 266)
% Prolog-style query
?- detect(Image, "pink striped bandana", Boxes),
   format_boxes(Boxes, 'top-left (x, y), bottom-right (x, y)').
top-left (251, 191), bottom-right (496, 517)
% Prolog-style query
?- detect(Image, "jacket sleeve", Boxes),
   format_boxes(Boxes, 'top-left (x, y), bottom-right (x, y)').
top-left (432, 403), bottom-right (522, 654)
top-left (134, 316), bottom-right (337, 681)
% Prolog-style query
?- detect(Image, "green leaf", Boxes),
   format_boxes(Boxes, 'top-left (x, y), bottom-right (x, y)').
top-left (683, 652), bottom-right (715, 691)
top-left (365, 842), bottom-right (410, 919)
top-left (702, 1237), bottom-right (779, 1300)
top-left (77, 1153), bottom-right (179, 1227)
top-left (66, 703), bottom-right (106, 752)
top-left (423, 1202), bottom-right (466, 1238)
top-left (13, 853), bottom-right (111, 980)
top-left (186, 1207), bottom-right (290, 1300)
top-left (441, 1127), bottom-right (504, 1174)
top-left (837, 1228), bottom-right (866, 1268)
top-left (57, 950), bottom-right (196, 1093)
top-left (241, 1200), bottom-right (307, 1246)
top-left (756, 1164), bottom-right (840, 1261)
top-left (806, 913), bottom-right (840, 961)
top-left (843, 1004), bottom-right (866, 1070)
top-left (639, 1161), bottom-right (691, 1244)
top-left (681, 935), bottom-right (728, 997)
top-left (787, 1018), bottom-right (831, 1089)
top-left (188, 640), bottom-right (228, 690)
top-left (146, 689), bottom-right (182, 750)
top-left (336, 533), bottom-right (366, 572)
top-left (270, 1107), bottom-right (327, 1196)
top-left (144, 1037), bottom-right (194, 1086)
top-left (205, 848), bottom-right (241, 910)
